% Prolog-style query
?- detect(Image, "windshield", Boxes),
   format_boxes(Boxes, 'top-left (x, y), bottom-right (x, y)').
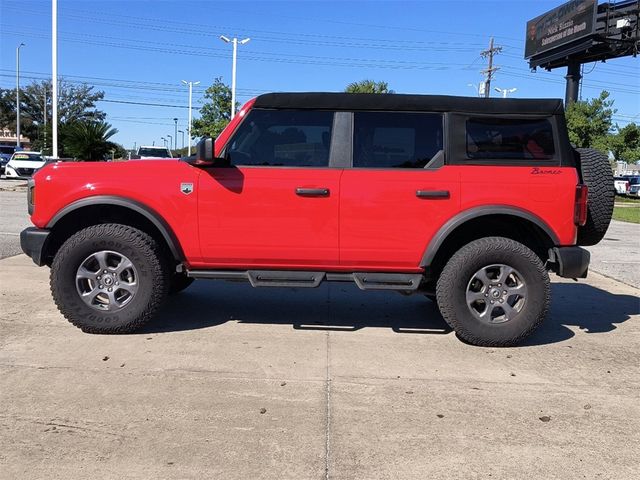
top-left (627, 177), bottom-right (640, 185)
top-left (138, 148), bottom-right (172, 158)
top-left (11, 153), bottom-right (45, 162)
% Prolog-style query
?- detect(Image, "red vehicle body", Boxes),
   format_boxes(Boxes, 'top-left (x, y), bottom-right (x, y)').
top-left (21, 93), bottom-right (614, 346)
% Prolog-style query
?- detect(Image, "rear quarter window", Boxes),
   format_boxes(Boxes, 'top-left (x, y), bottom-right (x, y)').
top-left (466, 118), bottom-right (555, 160)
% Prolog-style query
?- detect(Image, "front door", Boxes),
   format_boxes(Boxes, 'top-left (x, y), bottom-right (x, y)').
top-left (197, 109), bottom-right (342, 268)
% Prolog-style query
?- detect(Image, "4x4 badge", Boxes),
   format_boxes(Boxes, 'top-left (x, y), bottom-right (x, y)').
top-left (180, 183), bottom-right (194, 195)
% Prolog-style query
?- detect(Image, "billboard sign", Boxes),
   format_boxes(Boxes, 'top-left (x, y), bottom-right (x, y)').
top-left (525, 0), bottom-right (597, 59)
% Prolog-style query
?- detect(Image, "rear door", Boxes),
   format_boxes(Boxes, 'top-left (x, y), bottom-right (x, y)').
top-left (197, 109), bottom-right (343, 268)
top-left (339, 111), bottom-right (460, 270)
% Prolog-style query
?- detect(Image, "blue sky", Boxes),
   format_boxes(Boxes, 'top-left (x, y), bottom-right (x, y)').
top-left (1, 0), bottom-right (638, 149)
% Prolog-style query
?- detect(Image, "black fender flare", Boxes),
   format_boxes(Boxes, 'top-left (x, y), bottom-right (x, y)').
top-left (47, 195), bottom-right (185, 262)
top-left (420, 205), bottom-right (560, 267)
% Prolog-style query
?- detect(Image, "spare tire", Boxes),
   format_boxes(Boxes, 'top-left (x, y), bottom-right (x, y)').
top-left (575, 148), bottom-right (614, 246)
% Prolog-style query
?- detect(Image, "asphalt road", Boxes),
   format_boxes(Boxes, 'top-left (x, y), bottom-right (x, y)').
top-left (0, 182), bottom-right (30, 259)
top-left (1, 254), bottom-right (639, 479)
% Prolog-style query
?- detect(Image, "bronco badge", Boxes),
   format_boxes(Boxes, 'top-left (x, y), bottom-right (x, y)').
top-left (180, 183), bottom-right (194, 195)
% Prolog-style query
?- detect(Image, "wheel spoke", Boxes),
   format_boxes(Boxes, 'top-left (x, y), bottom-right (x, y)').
top-left (466, 289), bottom-right (486, 304)
top-left (506, 283), bottom-right (527, 297)
top-left (76, 266), bottom-right (96, 281)
top-left (93, 251), bottom-right (109, 271)
top-left (115, 257), bottom-right (134, 274)
top-left (474, 268), bottom-right (492, 286)
top-left (79, 288), bottom-right (100, 307)
top-left (118, 282), bottom-right (138, 297)
top-left (498, 265), bottom-right (515, 284)
top-left (500, 301), bottom-right (515, 321)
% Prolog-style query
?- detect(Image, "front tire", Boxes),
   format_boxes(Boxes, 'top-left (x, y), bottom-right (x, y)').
top-left (50, 224), bottom-right (170, 334)
top-left (436, 237), bottom-right (550, 347)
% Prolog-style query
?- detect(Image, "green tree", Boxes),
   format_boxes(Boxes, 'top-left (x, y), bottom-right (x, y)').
top-left (565, 90), bottom-right (616, 154)
top-left (345, 80), bottom-right (393, 94)
top-left (62, 121), bottom-right (118, 160)
top-left (191, 77), bottom-right (238, 139)
top-left (610, 123), bottom-right (640, 163)
top-left (1, 79), bottom-right (106, 153)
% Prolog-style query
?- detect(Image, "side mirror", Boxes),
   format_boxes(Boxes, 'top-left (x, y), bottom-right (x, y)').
top-left (193, 137), bottom-right (229, 167)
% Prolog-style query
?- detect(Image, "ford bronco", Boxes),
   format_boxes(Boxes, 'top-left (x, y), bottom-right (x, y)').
top-left (20, 93), bottom-right (614, 346)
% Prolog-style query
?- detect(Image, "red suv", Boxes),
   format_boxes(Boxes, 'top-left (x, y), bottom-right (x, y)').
top-left (20, 93), bottom-right (614, 346)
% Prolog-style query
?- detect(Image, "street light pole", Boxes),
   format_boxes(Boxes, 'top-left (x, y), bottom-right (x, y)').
top-left (52, 0), bottom-right (58, 158)
top-left (181, 80), bottom-right (200, 156)
top-left (173, 117), bottom-right (178, 151)
top-left (161, 137), bottom-right (167, 147)
top-left (178, 130), bottom-right (185, 150)
top-left (167, 134), bottom-right (173, 153)
top-left (494, 87), bottom-right (517, 98)
top-left (220, 35), bottom-right (250, 119)
top-left (16, 43), bottom-right (25, 148)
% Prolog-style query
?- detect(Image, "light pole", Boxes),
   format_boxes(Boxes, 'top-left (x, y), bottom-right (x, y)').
top-left (52, 0), bottom-right (58, 158)
top-left (16, 43), bottom-right (25, 148)
top-left (467, 83), bottom-right (480, 97)
top-left (161, 137), bottom-right (167, 147)
top-left (167, 134), bottom-right (173, 153)
top-left (173, 117), bottom-right (178, 151)
top-left (181, 80), bottom-right (200, 156)
top-left (494, 87), bottom-right (517, 98)
top-left (219, 35), bottom-right (250, 119)
top-left (178, 130), bottom-right (185, 150)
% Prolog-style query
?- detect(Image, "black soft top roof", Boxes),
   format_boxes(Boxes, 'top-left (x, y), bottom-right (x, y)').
top-left (253, 92), bottom-right (564, 115)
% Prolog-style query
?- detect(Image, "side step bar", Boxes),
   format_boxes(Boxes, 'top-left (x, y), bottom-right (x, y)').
top-left (187, 269), bottom-right (423, 291)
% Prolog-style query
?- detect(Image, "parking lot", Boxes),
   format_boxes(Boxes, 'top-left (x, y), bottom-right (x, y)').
top-left (1, 180), bottom-right (639, 479)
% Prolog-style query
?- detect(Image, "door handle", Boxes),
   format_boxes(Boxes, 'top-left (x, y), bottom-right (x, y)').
top-left (296, 188), bottom-right (330, 197)
top-left (416, 190), bottom-right (450, 199)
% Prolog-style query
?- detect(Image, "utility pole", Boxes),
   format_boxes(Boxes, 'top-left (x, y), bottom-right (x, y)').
top-left (173, 118), bottom-right (178, 151)
top-left (181, 80), bottom-right (200, 156)
top-left (480, 37), bottom-right (502, 98)
top-left (220, 35), bottom-right (250, 119)
top-left (43, 89), bottom-right (47, 150)
top-left (16, 43), bottom-right (25, 148)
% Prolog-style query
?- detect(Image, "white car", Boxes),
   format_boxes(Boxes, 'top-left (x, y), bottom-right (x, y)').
top-left (4, 151), bottom-right (47, 179)
top-left (135, 146), bottom-right (173, 159)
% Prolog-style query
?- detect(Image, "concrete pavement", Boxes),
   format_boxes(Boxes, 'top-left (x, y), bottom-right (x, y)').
top-left (1, 254), bottom-right (639, 479)
top-left (587, 219), bottom-right (640, 287)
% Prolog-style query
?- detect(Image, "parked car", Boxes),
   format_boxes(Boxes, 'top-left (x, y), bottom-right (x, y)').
top-left (134, 146), bottom-right (174, 159)
top-left (626, 176), bottom-right (640, 197)
top-left (4, 151), bottom-right (47, 179)
top-left (0, 144), bottom-right (15, 175)
top-left (20, 93), bottom-right (614, 346)
top-left (614, 176), bottom-right (630, 195)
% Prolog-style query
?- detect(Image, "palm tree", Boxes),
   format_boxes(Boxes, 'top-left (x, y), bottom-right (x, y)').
top-left (63, 121), bottom-right (118, 160)
top-left (345, 80), bottom-right (394, 94)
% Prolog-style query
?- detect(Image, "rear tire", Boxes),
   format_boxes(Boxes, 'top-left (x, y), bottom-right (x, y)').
top-left (575, 148), bottom-right (614, 246)
top-left (50, 224), bottom-right (169, 334)
top-left (436, 237), bottom-right (550, 347)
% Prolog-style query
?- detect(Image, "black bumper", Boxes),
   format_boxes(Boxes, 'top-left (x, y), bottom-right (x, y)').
top-left (549, 246), bottom-right (590, 279)
top-left (20, 227), bottom-right (50, 266)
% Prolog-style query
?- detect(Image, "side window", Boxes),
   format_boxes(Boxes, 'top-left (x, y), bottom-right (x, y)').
top-left (466, 118), bottom-right (555, 160)
top-left (226, 109), bottom-right (334, 167)
top-left (353, 112), bottom-right (443, 168)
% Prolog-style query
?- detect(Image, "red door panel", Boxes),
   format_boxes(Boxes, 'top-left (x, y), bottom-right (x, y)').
top-left (196, 167), bottom-right (342, 268)
top-left (339, 168), bottom-right (461, 270)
